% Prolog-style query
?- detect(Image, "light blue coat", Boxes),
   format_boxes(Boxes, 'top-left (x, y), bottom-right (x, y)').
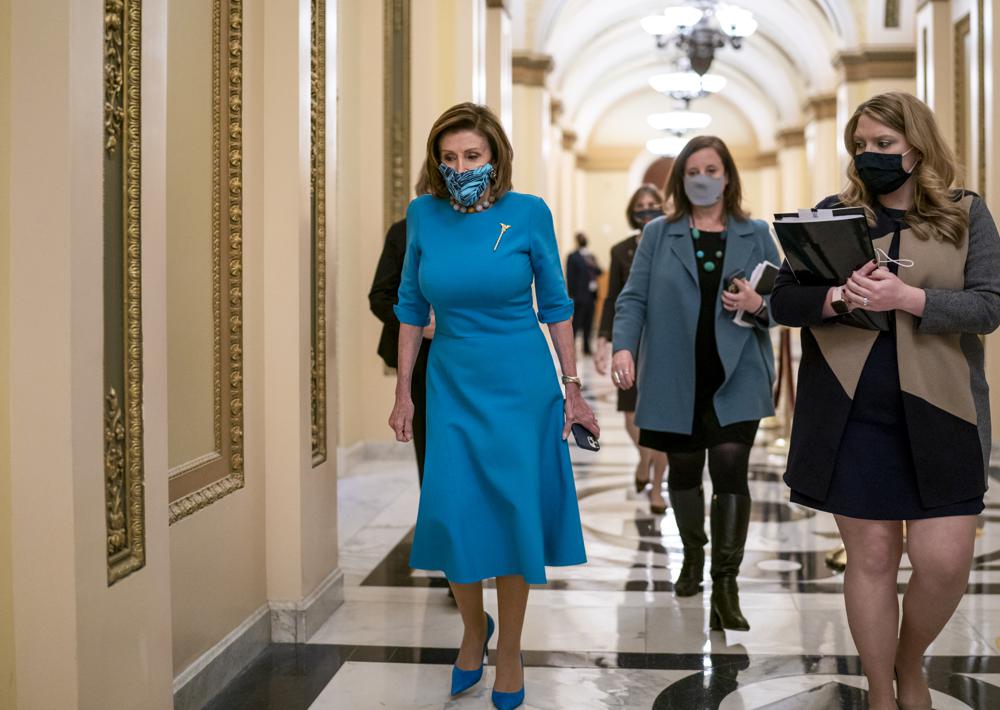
top-left (613, 215), bottom-right (779, 433)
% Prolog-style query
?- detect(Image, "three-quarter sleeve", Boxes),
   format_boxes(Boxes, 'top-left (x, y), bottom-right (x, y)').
top-left (393, 203), bottom-right (432, 327)
top-left (613, 223), bottom-right (656, 357)
top-left (530, 197), bottom-right (575, 323)
top-left (918, 197), bottom-right (1000, 335)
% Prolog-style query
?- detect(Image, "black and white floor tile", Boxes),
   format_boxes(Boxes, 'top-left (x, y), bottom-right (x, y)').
top-left (208, 359), bottom-right (1000, 709)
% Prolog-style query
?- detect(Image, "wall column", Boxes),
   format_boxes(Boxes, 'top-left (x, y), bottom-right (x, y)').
top-left (262, 0), bottom-right (342, 641)
top-left (916, 0), bottom-right (955, 149)
top-left (804, 95), bottom-right (841, 199)
top-left (485, 0), bottom-right (513, 133)
top-left (776, 127), bottom-right (808, 211)
top-left (557, 129), bottom-right (579, 253)
top-left (9, 0), bottom-right (174, 707)
top-left (512, 51), bottom-right (553, 202)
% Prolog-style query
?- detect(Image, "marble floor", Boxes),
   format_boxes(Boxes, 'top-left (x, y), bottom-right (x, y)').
top-left (207, 358), bottom-right (1000, 709)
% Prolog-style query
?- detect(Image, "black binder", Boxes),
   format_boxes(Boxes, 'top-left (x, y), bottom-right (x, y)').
top-left (773, 208), bottom-right (890, 331)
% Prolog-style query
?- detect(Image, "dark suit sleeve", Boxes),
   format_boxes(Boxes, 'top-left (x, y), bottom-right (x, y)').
top-left (369, 220), bottom-right (407, 324)
top-left (770, 196), bottom-right (841, 328)
top-left (598, 244), bottom-right (625, 340)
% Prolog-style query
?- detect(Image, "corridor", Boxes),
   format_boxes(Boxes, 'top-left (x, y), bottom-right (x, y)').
top-left (207, 360), bottom-right (1000, 709)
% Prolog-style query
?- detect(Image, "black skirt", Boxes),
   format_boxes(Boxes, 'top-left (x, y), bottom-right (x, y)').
top-left (640, 397), bottom-right (759, 453)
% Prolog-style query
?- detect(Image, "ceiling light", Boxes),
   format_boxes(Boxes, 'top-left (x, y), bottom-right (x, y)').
top-left (647, 111), bottom-right (712, 133)
top-left (649, 71), bottom-right (726, 99)
top-left (646, 136), bottom-right (689, 156)
top-left (640, 2), bottom-right (756, 74)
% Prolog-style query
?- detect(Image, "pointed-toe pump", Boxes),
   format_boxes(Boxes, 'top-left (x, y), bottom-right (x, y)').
top-left (450, 612), bottom-right (495, 696)
top-left (491, 653), bottom-right (525, 710)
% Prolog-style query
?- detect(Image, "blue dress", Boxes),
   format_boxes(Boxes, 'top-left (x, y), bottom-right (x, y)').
top-left (394, 192), bottom-right (587, 584)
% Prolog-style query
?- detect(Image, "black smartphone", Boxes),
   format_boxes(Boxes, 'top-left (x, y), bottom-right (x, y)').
top-left (570, 423), bottom-right (600, 452)
top-left (724, 269), bottom-right (745, 294)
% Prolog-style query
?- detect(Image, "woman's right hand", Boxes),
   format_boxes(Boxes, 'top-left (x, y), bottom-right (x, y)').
top-left (594, 337), bottom-right (611, 375)
top-left (388, 395), bottom-right (415, 442)
top-left (611, 350), bottom-right (636, 390)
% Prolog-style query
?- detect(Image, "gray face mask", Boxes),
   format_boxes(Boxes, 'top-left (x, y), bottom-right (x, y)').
top-left (683, 174), bottom-right (725, 206)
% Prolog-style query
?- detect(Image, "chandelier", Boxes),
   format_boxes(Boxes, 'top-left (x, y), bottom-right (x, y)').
top-left (649, 70), bottom-right (726, 105)
top-left (641, 2), bottom-right (757, 75)
top-left (647, 110), bottom-right (711, 135)
top-left (646, 135), bottom-right (689, 156)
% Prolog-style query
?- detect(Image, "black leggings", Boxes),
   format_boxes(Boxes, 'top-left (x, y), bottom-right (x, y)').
top-left (667, 442), bottom-right (752, 497)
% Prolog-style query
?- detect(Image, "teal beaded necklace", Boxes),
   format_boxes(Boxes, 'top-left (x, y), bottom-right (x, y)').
top-left (690, 226), bottom-right (726, 273)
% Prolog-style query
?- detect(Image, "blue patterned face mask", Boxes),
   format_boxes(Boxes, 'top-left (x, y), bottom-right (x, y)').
top-left (439, 162), bottom-right (494, 207)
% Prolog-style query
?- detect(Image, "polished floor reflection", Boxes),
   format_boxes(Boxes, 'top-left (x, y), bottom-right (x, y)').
top-left (208, 359), bottom-right (1000, 709)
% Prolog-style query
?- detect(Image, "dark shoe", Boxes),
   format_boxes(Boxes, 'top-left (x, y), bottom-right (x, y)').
top-left (709, 493), bottom-right (751, 631)
top-left (669, 487), bottom-right (708, 597)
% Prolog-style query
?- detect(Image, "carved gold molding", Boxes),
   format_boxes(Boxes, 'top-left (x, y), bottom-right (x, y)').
top-left (311, 0), bottom-right (328, 465)
top-left (885, 0), bottom-right (900, 28)
top-left (103, 0), bottom-right (146, 585)
top-left (383, 0), bottom-right (410, 228)
top-left (169, 0), bottom-right (244, 524)
top-left (955, 14), bottom-right (970, 180)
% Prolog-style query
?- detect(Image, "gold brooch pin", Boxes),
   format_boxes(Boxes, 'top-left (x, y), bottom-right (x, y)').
top-left (494, 223), bottom-right (511, 252)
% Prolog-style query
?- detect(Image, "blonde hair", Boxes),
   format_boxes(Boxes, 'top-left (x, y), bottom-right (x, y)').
top-left (415, 103), bottom-right (514, 200)
top-left (840, 92), bottom-right (967, 245)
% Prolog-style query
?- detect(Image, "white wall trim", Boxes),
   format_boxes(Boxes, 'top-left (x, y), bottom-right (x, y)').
top-left (269, 567), bottom-right (345, 642)
top-left (172, 603), bottom-right (271, 710)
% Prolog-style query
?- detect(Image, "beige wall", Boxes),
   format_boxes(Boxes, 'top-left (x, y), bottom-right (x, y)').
top-left (336, 0), bottom-right (398, 449)
top-left (165, 0), bottom-right (216, 469)
top-left (582, 169), bottom-right (632, 266)
top-left (169, 0), bottom-right (268, 674)
top-left (9, 1), bottom-right (175, 707)
top-left (0, 0), bottom-right (14, 704)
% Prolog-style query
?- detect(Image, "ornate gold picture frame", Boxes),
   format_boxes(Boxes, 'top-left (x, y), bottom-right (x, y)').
top-left (103, 0), bottom-right (146, 585)
top-left (311, 0), bottom-right (328, 466)
top-left (383, 0), bottom-right (410, 228)
top-left (167, 0), bottom-right (244, 524)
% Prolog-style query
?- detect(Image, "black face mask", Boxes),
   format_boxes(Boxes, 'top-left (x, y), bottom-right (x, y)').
top-left (854, 149), bottom-right (916, 195)
top-left (632, 208), bottom-right (663, 226)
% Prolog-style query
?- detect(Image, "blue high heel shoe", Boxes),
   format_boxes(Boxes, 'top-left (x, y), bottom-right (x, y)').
top-left (450, 612), bottom-right (495, 696)
top-left (491, 652), bottom-right (525, 710)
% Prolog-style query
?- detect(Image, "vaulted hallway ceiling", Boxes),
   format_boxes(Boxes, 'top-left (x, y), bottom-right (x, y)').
top-left (515, 0), bottom-right (916, 151)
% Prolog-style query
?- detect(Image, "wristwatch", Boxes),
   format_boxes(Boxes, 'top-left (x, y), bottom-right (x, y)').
top-left (830, 286), bottom-right (850, 315)
top-left (561, 375), bottom-right (582, 387)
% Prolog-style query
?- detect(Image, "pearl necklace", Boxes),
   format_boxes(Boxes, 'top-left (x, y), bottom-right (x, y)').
top-left (450, 194), bottom-right (496, 213)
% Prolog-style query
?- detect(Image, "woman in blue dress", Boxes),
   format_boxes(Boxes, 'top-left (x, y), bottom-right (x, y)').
top-left (389, 103), bottom-right (598, 710)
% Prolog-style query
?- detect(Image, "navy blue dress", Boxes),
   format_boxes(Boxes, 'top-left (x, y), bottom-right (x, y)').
top-left (790, 202), bottom-right (984, 519)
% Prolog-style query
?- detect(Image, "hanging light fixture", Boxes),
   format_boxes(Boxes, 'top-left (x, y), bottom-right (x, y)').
top-left (649, 71), bottom-right (726, 105)
top-left (641, 2), bottom-right (757, 75)
top-left (647, 110), bottom-right (712, 134)
top-left (646, 135), bottom-right (690, 156)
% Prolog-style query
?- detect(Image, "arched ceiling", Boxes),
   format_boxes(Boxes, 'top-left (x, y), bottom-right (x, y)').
top-left (526, 0), bottom-right (863, 152)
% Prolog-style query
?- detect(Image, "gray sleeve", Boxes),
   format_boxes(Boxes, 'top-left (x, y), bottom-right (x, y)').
top-left (918, 197), bottom-right (1000, 335)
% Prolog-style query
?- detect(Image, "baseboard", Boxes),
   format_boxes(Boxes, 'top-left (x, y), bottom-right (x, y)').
top-left (173, 604), bottom-right (271, 710)
top-left (337, 439), bottom-right (414, 475)
top-left (270, 567), bottom-right (345, 643)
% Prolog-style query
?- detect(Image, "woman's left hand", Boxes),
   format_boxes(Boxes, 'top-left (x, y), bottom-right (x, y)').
top-left (721, 278), bottom-right (764, 313)
top-left (563, 386), bottom-right (600, 441)
top-left (844, 262), bottom-right (918, 312)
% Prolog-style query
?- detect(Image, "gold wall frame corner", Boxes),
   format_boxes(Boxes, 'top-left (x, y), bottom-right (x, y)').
top-left (383, 0), bottom-right (411, 231)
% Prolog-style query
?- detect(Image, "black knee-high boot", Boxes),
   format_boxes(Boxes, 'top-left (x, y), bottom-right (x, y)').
top-left (709, 493), bottom-right (751, 631)
top-left (668, 487), bottom-right (708, 597)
